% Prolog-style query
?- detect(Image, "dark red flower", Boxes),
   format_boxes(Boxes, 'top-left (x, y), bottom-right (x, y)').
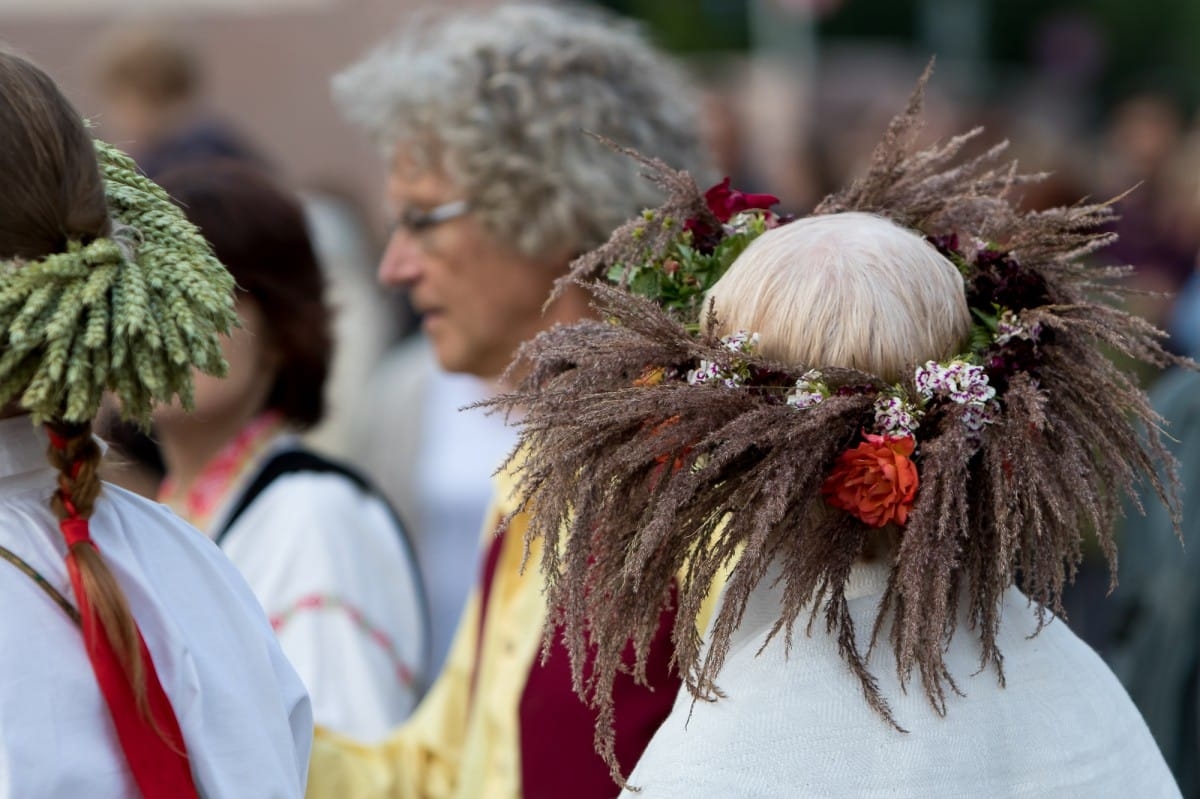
top-left (703, 177), bottom-right (779, 222)
top-left (821, 433), bottom-right (919, 528)
top-left (682, 179), bottom-right (781, 254)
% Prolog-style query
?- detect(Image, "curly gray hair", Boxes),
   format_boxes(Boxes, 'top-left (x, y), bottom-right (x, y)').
top-left (333, 2), bottom-right (712, 260)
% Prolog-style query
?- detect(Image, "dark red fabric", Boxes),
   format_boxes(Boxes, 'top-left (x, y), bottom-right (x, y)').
top-left (470, 528), bottom-right (507, 703)
top-left (62, 523), bottom-right (198, 798)
top-left (517, 585), bottom-right (681, 799)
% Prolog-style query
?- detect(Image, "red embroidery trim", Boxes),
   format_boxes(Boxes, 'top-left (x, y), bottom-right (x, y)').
top-left (269, 593), bottom-right (416, 688)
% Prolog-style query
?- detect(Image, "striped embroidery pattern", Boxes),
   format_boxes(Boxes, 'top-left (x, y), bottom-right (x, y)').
top-left (269, 594), bottom-right (416, 688)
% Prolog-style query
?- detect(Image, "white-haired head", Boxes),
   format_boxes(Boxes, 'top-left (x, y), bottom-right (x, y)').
top-left (707, 212), bottom-right (971, 382)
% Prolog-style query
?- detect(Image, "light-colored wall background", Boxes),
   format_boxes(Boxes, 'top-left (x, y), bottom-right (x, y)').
top-left (0, 0), bottom-right (493, 234)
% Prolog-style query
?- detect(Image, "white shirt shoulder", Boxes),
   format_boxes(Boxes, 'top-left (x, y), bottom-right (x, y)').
top-left (624, 564), bottom-right (1180, 799)
top-left (221, 469), bottom-right (429, 739)
top-left (0, 439), bottom-right (312, 799)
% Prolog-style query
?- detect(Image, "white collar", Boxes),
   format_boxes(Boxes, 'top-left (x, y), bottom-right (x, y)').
top-left (844, 559), bottom-right (893, 602)
top-left (0, 416), bottom-right (51, 483)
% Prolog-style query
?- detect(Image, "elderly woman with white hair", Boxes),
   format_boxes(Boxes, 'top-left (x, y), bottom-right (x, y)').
top-left (308, 4), bottom-right (714, 799)
top-left (482, 83), bottom-right (1183, 796)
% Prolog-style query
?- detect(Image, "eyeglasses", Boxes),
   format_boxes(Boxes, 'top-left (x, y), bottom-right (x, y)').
top-left (393, 199), bottom-right (471, 235)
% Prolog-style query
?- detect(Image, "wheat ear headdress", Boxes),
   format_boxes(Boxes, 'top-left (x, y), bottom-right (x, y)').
top-left (0, 136), bottom-right (236, 424)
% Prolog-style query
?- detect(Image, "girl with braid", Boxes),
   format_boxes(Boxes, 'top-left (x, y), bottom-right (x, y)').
top-left (0, 51), bottom-right (311, 797)
top-left (491, 75), bottom-right (1184, 796)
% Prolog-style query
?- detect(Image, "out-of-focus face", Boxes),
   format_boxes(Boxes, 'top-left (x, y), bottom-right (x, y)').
top-left (377, 158), bottom-right (562, 380)
top-left (153, 295), bottom-right (276, 428)
top-left (102, 87), bottom-right (166, 150)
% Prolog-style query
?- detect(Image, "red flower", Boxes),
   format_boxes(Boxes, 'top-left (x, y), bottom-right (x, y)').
top-left (821, 433), bottom-right (919, 528)
top-left (703, 177), bottom-right (779, 222)
top-left (683, 178), bottom-right (781, 253)
top-left (646, 414), bottom-right (693, 489)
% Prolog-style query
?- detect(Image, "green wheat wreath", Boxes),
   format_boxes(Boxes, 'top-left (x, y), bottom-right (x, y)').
top-left (0, 135), bottom-right (236, 424)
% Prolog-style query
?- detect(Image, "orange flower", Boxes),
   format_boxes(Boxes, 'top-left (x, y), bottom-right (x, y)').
top-left (821, 433), bottom-right (919, 528)
top-left (646, 414), bottom-right (692, 489)
top-left (634, 366), bottom-right (667, 387)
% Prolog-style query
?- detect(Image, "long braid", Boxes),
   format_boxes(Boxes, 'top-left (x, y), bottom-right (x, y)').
top-left (44, 420), bottom-right (148, 712)
top-left (0, 50), bottom-right (210, 798)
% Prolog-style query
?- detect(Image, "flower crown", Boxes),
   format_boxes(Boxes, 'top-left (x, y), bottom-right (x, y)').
top-left (488, 70), bottom-right (1189, 781)
top-left (613, 181), bottom-right (1045, 529)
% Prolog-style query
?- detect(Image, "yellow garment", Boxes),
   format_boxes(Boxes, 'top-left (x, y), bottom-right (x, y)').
top-left (306, 467), bottom-right (724, 799)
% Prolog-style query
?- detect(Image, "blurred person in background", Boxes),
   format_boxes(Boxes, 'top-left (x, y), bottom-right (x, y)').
top-left (307, 4), bottom-right (714, 797)
top-left (344, 326), bottom-right (508, 675)
top-left (91, 24), bottom-right (266, 178)
top-left (0, 50), bottom-right (310, 797)
top-left (299, 184), bottom-right (413, 460)
top-left (152, 160), bottom-right (429, 740)
top-left (91, 25), bottom-right (405, 468)
top-left (1101, 93), bottom-right (1199, 332)
top-left (1108, 270), bottom-right (1200, 796)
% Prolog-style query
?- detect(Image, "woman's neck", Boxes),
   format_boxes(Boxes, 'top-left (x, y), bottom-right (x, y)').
top-left (155, 410), bottom-right (273, 498)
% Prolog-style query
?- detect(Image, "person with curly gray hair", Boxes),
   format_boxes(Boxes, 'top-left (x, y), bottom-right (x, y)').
top-left (311, 4), bottom-right (714, 798)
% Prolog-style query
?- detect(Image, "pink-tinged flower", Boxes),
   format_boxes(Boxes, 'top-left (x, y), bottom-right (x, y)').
top-left (821, 433), bottom-right (919, 528)
top-left (703, 177), bottom-right (780, 222)
top-left (873, 395), bottom-right (922, 436)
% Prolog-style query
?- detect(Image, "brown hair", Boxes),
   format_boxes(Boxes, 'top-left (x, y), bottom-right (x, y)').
top-left (0, 52), bottom-right (147, 703)
top-left (155, 161), bottom-right (333, 429)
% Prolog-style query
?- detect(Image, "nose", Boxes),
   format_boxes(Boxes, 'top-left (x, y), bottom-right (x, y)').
top-left (378, 229), bottom-right (425, 288)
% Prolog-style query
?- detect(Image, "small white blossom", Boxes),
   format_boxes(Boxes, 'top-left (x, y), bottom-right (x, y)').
top-left (720, 330), bottom-right (760, 354)
top-left (786, 369), bottom-right (828, 409)
top-left (687, 361), bottom-right (746, 388)
top-left (914, 359), bottom-right (998, 434)
top-left (786, 389), bottom-right (824, 409)
top-left (995, 310), bottom-right (1042, 346)
top-left (723, 211), bottom-right (759, 235)
top-left (915, 360), bottom-right (995, 405)
top-left (873, 395), bottom-right (922, 436)
top-left (960, 402), bottom-right (998, 433)
top-left (686, 360), bottom-right (724, 386)
top-left (685, 331), bottom-right (759, 388)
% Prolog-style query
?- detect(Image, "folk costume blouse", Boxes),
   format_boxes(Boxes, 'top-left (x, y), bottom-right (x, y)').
top-left (0, 416), bottom-right (312, 797)
top-left (306, 463), bottom-right (725, 799)
top-left (160, 413), bottom-right (429, 741)
top-left (622, 560), bottom-right (1181, 798)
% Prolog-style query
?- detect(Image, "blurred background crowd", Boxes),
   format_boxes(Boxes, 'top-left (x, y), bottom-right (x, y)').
top-left (3, 0), bottom-right (1198, 792)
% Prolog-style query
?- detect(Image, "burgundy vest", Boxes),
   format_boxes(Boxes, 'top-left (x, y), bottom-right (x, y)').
top-left (475, 528), bottom-right (680, 798)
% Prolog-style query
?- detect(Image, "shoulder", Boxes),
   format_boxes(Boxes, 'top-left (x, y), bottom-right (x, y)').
top-left (92, 484), bottom-right (279, 611)
top-left (94, 482), bottom-right (225, 561)
top-left (222, 467), bottom-right (415, 575)
top-left (245, 466), bottom-right (394, 523)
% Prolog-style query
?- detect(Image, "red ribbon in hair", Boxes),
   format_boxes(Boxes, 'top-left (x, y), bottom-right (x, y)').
top-left (49, 428), bottom-right (198, 798)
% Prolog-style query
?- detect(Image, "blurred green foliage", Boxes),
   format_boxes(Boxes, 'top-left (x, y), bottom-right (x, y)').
top-left (591, 0), bottom-right (1200, 110)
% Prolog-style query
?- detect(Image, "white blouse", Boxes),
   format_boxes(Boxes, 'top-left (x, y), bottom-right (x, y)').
top-left (0, 416), bottom-right (311, 798)
top-left (624, 560), bottom-right (1180, 798)
top-left (211, 439), bottom-right (429, 740)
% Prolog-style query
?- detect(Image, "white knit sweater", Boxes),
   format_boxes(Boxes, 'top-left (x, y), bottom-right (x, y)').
top-left (622, 561), bottom-right (1180, 798)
